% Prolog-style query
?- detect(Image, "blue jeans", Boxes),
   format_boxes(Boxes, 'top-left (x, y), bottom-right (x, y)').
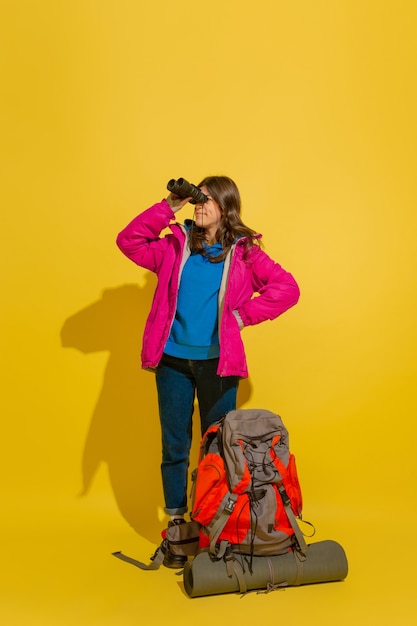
top-left (155, 353), bottom-right (239, 515)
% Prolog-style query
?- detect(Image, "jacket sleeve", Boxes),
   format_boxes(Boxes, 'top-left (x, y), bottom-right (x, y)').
top-left (236, 246), bottom-right (300, 327)
top-left (116, 200), bottom-right (176, 273)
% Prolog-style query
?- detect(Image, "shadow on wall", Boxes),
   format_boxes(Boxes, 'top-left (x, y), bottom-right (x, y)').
top-left (60, 278), bottom-right (252, 543)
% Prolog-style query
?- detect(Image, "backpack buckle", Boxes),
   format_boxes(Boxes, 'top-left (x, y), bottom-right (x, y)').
top-left (278, 484), bottom-right (291, 507)
top-left (225, 496), bottom-right (236, 514)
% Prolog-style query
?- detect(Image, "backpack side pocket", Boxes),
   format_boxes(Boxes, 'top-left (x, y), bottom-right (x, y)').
top-left (191, 452), bottom-right (229, 526)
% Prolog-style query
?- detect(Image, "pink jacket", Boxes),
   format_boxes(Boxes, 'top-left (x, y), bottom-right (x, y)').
top-left (116, 200), bottom-right (300, 378)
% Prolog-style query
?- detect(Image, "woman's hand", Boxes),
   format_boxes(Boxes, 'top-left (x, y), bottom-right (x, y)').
top-left (166, 193), bottom-right (191, 213)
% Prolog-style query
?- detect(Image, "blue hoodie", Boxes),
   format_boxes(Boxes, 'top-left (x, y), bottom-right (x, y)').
top-left (164, 241), bottom-right (225, 359)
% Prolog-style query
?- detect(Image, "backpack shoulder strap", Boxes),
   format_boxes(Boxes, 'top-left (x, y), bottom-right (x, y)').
top-left (208, 492), bottom-right (238, 555)
top-left (277, 484), bottom-right (308, 555)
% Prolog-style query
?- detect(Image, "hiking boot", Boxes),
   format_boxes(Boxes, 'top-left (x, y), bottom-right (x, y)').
top-left (162, 518), bottom-right (187, 569)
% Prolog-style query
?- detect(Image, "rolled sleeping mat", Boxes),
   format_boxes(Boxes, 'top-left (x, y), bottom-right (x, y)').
top-left (183, 540), bottom-right (348, 598)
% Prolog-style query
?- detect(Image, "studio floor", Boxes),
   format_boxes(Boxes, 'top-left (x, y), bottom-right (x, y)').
top-left (2, 481), bottom-right (415, 626)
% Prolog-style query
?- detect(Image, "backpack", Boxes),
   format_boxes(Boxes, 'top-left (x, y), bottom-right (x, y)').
top-left (188, 408), bottom-right (308, 558)
top-left (113, 408), bottom-right (348, 595)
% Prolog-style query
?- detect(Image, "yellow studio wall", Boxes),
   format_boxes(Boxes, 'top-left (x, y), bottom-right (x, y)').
top-left (1, 1), bottom-right (416, 624)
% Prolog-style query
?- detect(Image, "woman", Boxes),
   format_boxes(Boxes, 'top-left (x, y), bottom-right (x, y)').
top-left (116, 175), bottom-right (300, 567)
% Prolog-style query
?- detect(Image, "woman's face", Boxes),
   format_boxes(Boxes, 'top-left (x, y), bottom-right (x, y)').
top-left (194, 186), bottom-right (223, 241)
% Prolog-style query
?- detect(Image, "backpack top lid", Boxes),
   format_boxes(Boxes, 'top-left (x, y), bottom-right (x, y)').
top-left (220, 409), bottom-right (290, 493)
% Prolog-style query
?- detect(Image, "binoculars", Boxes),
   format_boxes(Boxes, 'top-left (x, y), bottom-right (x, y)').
top-left (167, 178), bottom-right (209, 205)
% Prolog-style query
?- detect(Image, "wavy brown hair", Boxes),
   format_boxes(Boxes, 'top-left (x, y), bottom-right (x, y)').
top-left (188, 176), bottom-right (260, 262)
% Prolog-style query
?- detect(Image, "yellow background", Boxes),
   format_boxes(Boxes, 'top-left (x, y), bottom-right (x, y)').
top-left (1, 1), bottom-right (416, 623)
